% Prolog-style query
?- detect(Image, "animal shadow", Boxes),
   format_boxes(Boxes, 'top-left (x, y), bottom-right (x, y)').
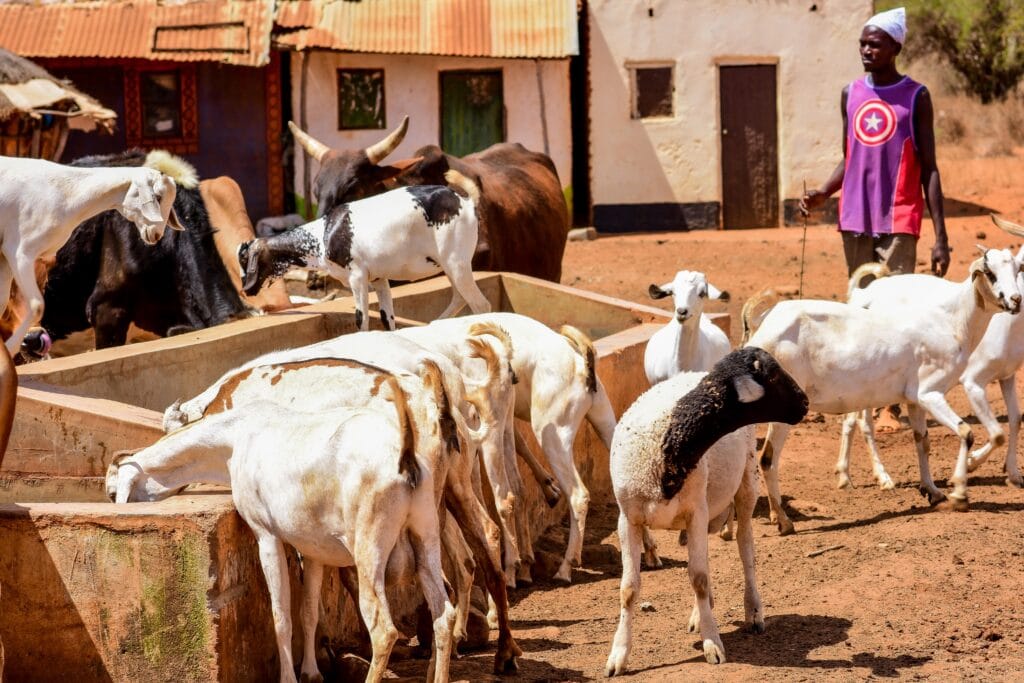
top-left (715, 613), bottom-right (930, 676)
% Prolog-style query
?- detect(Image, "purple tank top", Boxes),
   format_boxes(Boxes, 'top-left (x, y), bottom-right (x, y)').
top-left (839, 75), bottom-right (925, 236)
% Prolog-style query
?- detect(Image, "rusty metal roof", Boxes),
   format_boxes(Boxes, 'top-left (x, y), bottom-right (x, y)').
top-left (275, 0), bottom-right (579, 58)
top-left (0, 0), bottom-right (275, 67)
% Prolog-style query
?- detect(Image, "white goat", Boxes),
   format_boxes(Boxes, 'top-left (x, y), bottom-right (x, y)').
top-left (399, 312), bottom-right (618, 584)
top-left (0, 156), bottom-right (184, 353)
top-left (605, 348), bottom-right (808, 675)
top-left (746, 247), bottom-right (1023, 535)
top-left (645, 270), bottom-right (731, 384)
top-left (838, 215), bottom-right (1024, 490)
top-left (108, 395), bottom-right (455, 683)
top-left (162, 333), bottom-right (523, 673)
top-left (236, 170), bottom-right (490, 331)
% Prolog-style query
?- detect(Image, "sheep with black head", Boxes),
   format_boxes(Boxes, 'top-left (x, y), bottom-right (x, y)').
top-left (605, 347), bottom-right (807, 676)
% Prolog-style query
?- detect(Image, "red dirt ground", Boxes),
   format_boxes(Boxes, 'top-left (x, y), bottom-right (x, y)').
top-left (386, 150), bottom-right (1024, 681)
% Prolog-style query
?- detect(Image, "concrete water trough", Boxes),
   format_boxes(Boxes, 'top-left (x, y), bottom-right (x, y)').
top-left (0, 272), bottom-right (728, 681)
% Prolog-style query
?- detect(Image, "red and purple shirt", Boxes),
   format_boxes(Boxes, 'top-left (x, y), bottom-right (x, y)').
top-left (839, 75), bottom-right (925, 236)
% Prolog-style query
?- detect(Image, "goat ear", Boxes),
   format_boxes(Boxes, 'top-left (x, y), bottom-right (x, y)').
top-left (238, 241), bottom-right (262, 294)
top-left (733, 374), bottom-right (766, 403)
top-left (708, 284), bottom-right (730, 302)
top-left (648, 283), bottom-right (671, 299)
top-left (167, 206), bottom-right (185, 231)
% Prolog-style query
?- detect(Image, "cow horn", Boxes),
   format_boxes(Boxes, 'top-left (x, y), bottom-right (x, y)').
top-left (991, 212), bottom-right (1024, 238)
top-left (365, 115), bottom-right (409, 165)
top-left (288, 121), bottom-right (330, 163)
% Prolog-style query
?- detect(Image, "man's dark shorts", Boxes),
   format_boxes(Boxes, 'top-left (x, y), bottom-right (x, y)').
top-left (841, 231), bottom-right (918, 276)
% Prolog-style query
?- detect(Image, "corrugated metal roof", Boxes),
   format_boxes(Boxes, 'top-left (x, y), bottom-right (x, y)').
top-left (0, 0), bottom-right (275, 67)
top-left (274, 0), bottom-right (579, 58)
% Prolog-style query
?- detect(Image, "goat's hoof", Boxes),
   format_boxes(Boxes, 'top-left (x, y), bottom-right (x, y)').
top-left (299, 673), bottom-right (324, 683)
top-left (936, 497), bottom-right (970, 512)
top-left (966, 457), bottom-right (984, 473)
top-left (878, 476), bottom-right (896, 491)
top-left (703, 639), bottom-right (726, 665)
top-left (746, 620), bottom-right (766, 635)
top-left (1008, 473), bottom-right (1024, 489)
top-left (836, 475), bottom-right (852, 489)
top-left (543, 479), bottom-right (563, 507)
top-left (642, 549), bottom-right (663, 569)
top-left (777, 521), bottom-right (796, 536)
top-left (516, 564), bottom-right (534, 586)
top-left (719, 527), bottom-right (733, 542)
top-left (677, 529), bottom-right (688, 546)
top-left (493, 637), bottom-right (521, 675)
top-left (553, 563), bottom-right (573, 583)
top-left (920, 486), bottom-right (946, 505)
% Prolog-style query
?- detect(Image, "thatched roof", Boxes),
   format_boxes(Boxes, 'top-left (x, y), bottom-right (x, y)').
top-left (0, 46), bottom-right (116, 132)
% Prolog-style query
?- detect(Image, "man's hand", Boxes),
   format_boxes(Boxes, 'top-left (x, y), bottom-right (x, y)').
top-left (799, 189), bottom-right (829, 216)
top-left (931, 240), bottom-right (950, 277)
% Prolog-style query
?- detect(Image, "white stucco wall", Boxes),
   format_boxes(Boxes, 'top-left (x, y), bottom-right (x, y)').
top-left (290, 51), bottom-right (572, 205)
top-left (589, 0), bottom-right (872, 211)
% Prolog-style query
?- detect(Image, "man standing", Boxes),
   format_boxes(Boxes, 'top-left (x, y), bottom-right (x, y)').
top-left (801, 6), bottom-right (950, 279)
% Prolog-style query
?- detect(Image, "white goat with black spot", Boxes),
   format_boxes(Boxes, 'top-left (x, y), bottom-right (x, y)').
top-left (236, 170), bottom-right (490, 330)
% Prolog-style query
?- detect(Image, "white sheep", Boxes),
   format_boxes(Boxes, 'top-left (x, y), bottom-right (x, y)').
top-left (108, 394), bottom-right (456, 683)
top-left (605, 347), bottom-right (808, 675)
top-left (746, 247), bottom-right (1023, 535)
top-left (0, 155), bottom-right (184, 353)
top-left (645, 270), bottom-right (731, 384)
top-left (236, 170), bottom-right (490, 331)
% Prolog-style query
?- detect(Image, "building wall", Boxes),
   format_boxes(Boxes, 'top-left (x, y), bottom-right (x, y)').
top-left (289, 50), bottom-right (572, 209)
top-left (588, 0), bottom-right (872, 230)
top-left (44, 61), bottom-right (276, 220)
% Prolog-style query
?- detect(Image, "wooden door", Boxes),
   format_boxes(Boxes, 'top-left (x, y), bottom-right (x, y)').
top-left (440, 70), bottom-right (504, 156)
top-left (719, 65), bottom-right (779, 229)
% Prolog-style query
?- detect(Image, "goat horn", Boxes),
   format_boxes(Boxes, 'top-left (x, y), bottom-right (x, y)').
top-left (991, 213), bottom-right (1024, 238)
top-left (365, 115), bottom-right (409, 165)
top-left (288, 121), bottom-right (330, 163)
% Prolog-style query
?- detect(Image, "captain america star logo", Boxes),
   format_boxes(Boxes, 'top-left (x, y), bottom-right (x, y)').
top-left (852, 98), bottom-right (897, 146)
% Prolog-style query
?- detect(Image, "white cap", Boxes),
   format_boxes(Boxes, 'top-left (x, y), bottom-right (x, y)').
top-left (864, 7), bottom-right (907, 45)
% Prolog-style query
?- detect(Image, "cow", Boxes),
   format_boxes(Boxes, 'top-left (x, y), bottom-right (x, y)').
top-left (290, 118), bottom-right (568, 282)
top-left (38, 150), bottom-right (288, 349)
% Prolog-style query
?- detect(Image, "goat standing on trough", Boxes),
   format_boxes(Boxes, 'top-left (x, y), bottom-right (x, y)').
top-left (162, 333), bottom-right (523, 673)
top-left (108, 392), bottom-right (456, 683)
top-left (645, 270), bottom-right (731, 385)
top-left (605, 347), bottom-right (807, 675)
top-left (0, 156), bottom-right (184, 354)
top-left (745, 246), bottom-right (1022, 536)
top-left (837, 214), bottom-right (1024, 491)
top-left (236, 172), bottom-right (490, 331)
top-left (399, 312), bottom-right (618, 584)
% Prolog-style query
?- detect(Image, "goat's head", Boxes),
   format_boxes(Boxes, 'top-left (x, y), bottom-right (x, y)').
top-left (649, 270), bottom-right (729, 323)
top-left (120, 169), bottom-right (185, 245)
top-left (970, 247), bottom-right (1022, 314)
top-left (719, 347), bottom-right (808, 427)
top-left (106, 445), bottom-right (189, 503)
top-left (290, 116), bottom-right (421, 215)
top-left (237, 239), bottom-right (275, 296)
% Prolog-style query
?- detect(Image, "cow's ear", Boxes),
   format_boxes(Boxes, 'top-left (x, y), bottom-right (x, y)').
top-left (649, 283), bottom-right (672, 299)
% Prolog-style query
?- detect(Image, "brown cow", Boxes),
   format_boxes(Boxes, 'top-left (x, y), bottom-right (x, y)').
top-left (290, 118), bottom-right (568, 282)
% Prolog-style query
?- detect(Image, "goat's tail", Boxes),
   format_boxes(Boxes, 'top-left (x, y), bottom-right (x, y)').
top-left (0, 345), bottom-right (17, 470)
top-left (560, 325), bottom-right (597, 394)
top-left (444, 169), bottom-right (480, 204)
top-left (384, 374), bottom-right (420, 487)
top-left (417, 357), bottom-right (482, 455)
top-left (467, 321), bottom-right (514, 360)
top-left (740, 288), bottom-right (779, 345)
top-left (145, 150), bottom-right (199, 189)
top-left (846, 262), bottom-right (890, 301)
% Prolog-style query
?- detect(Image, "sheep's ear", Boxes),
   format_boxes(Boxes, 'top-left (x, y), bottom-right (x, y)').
top-left (733, 374), bottom-right (765, 403)
top-left (648, 283), bottom-right (672, 299)
top-left (709, 284), bottom-right (730, 302)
